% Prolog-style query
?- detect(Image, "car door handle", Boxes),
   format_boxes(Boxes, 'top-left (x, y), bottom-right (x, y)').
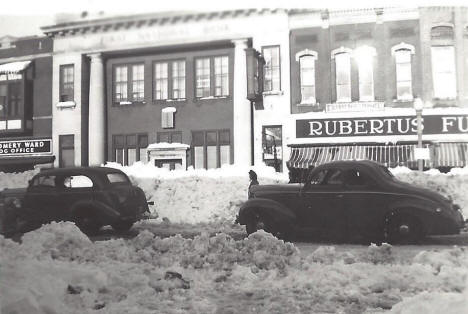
top-left (336, 194), bottom-right (344, 198)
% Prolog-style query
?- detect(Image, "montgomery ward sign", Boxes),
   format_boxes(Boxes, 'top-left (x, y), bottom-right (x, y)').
top-left (0, 139), bottom-right (52, 156)
top-left (296, 115), bottom-right (468, 138)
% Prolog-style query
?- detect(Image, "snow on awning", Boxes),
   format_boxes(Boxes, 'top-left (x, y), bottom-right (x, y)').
top-left (0, 61), bottom-right (31, 74)
top-left (287, 144), bottom-right (431, 169)
top-left (434, 142), bottom-right (468, 168)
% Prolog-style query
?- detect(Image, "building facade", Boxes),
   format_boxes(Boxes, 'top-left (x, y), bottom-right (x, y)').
top-left (0, 36), bottom-right (54, 172)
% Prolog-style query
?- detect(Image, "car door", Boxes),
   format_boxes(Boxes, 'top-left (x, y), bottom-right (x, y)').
top-left (58, 174), bottom-right (95, 220)
top-left (299, 168), bottom-right (346, 237)
top-left (341, 168), bottom-right (386, 238)
top-left (23, 174), bottom-right (62, 225)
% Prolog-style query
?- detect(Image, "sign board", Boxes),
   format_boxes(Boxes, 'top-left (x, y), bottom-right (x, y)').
top-left (414, 147), bottom-right (430, 160)
top-left (0, 139), bottom-right (52, 156)
top-left (297, 114), bottom-right (468, 138)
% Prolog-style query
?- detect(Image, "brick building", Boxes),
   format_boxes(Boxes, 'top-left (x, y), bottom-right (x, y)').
top-left (0, 36), bottom-right (54, 172)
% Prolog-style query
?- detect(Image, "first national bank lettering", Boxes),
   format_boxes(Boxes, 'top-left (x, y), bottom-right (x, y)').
top-left (296, 115), bottom-right (468, 138)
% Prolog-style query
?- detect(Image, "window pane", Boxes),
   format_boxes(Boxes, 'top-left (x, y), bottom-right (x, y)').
top-left (219, 130), bottom-right (230, 145)
top-left (206, 131), bottom-right (217, 145)
top-left (335, 53), bottom-right (351, 101)
top-left (263, 47), bottom-right (280, 91)
top-left (126, 134), bottom-right (137, 147)
top-left (196, 58), bottom-right (211, 97)
top-left (172, 60), bottom-right (186, 99)
top-left (357, 54), bottom-right (374, 101)
top-left (114, 135), bottom-right (124, 148)
top-left (220, 145), bottom-right (230, 166)
top-left (158, 133), bottom-right (170, 143)
top-left (207, 146), bottom-right (217, 169)
top-left (194, 146), bottom-right (204, 169)
top-left (132, 64), bottom-right (144, 101)
top-left (139, 148), bottom-right (147, 162)
top-left (60, 65), bottom-right (74, 102)
top-left (127, 148), bottom-right (137, 165)
top-left (431, 46), bottom-right (456, 98)
top-left (300, 55), bottom-right (315, 103)
top-left (115, 149), bottom-right (124, 165)
top-left (155, 62), bottom-right (168, 100)
top-left (192, 131), bottom-right (204, 146)
top-left (214, 56), bottom-right (229, 96)
top-left (115, 66), bottom-right (128, 102)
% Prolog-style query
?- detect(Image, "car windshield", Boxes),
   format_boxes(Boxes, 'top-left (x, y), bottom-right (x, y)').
top-left (107, 172), bottom-right (130, 184)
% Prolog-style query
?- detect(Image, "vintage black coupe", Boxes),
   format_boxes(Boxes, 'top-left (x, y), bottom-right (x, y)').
top-left (0, 167), bottom-right (151, 235)
top-left (237, 160), bottom-right (465, 243)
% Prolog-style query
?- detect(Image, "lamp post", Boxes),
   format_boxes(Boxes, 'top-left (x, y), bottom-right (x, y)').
top-left (413, 98), bottom-right (424, 172)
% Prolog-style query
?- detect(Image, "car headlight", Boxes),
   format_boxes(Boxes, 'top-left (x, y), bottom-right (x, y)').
top-left (435, 207), bottom-right (442, 213)
top-left (13, 198), bottom-right (22, 208)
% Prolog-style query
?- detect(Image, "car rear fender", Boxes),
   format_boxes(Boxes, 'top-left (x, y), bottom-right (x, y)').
top-left (70, 200), bottom-right (121, 222)
top-left (238, 198), bottom-right (296, 225)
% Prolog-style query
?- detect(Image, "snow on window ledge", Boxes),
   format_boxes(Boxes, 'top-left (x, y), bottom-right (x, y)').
top-left (263, 90), bottom-right (284, 96)
top-left (56, 101), bottom-right (76, 109)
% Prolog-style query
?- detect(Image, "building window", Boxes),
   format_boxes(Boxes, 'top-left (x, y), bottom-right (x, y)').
top-left (431, 46), bottom-right (457, 99)
top-left (113, 64), bottom-right (145, 104)
top-left (196, 58), bottom-right (211, 98)
top-left (113, 133), bottom-right (148, 166)
top-left (157, 131), bottom-right (182, 143)
top-left (355, 46), bottom-right (376, 101)
top-left (334, 51), bottom-right (351, 102)
top-left (431, 25), bottom-right (454, 40)
top-left (394, 48), bottom-right (413, 100)
top-left (154, 60), bottom-right (186, 101)
top-left (191, 129), bottom-right (230, 169)
top-left (214, 56), bottom-right (229, 96)
top-left (161, 107), bottom-right (176, 129)
top-left (59, 64), bottom-right (74, 102)
top-left (299, 54), bottom-right (317, 104)
top-left (262, 126), bottom-right (282, 172)
top-left (59, 134), bottom-right (75, 167)
top-left (262, 46), bottom-right (281, 92)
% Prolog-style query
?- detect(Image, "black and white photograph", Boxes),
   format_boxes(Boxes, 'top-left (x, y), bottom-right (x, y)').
top-left (1, 0), bottom-right (468, 313)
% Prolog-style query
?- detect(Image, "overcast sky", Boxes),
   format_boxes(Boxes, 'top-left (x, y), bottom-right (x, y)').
top-left (0, 0), bottom-right (466, 37)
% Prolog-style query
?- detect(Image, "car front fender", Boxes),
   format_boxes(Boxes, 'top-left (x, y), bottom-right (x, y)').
top-left (237, 198), bottom-right (296, 225)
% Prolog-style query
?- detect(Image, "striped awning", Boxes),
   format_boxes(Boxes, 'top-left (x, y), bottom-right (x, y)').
top-left (287, 144), bottom-right (431, 169)
top-left (0, 61), bottom-right (31, 74)
top-left (433, 142), bottom-right (468, 168)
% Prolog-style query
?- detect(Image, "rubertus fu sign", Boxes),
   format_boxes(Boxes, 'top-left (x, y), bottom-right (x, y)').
top-left (0, 139), bottom-right (52, 156)
top-left (296, 115), bottom-right (468, 138)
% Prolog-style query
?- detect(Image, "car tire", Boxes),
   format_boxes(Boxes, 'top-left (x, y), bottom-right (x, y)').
top-left (246, 212), bottom-right (291, 240)
top-left (384, 214), bottom-right (423, 244)
top-left (111, 221), bottom-right (134, 233)
top-left (73, 213), bottom-right (102, 235)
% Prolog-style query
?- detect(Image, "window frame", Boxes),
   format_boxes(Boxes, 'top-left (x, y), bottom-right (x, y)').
top-left (191, 129), bottom-right (231, 169)
top-left (194, 55), bottom-right (230, 99)
top-left (59, 64), bottom-right (74, 103)
top-left (112, 63), bottom-right (145, 106)
top-left (333, 51), bottom-right (352, 103)
top-left (430, 45), bottom-right (457, 100)
top-left (295, 50), bottom-right (318, 105)
top-left (157, 131), bottom-right (183, 144)
top-left (153, 59), bottom-right (187, 103)
top-left (112, 133), bottom-right (148, 166)
top-left (262, 45), bottom-right (281, 92)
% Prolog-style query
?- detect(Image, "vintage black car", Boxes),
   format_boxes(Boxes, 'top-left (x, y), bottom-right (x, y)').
top-left (0, 167), bottom-right (151, 235)
top-left (237, 160), bottom-right (465, 243)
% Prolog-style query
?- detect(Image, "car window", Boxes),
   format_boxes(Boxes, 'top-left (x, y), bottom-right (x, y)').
top-left (31, 175), bottom-right (57, 188)
top-left (309, 170), bottom-right (327, 185)
top-left (324, 169), bottom-right (344, 185)
top-left (107, 173), bottom-right (130, 184)
top-left (62, 175), bottom-right (94, 188)
top-left (343, 169), bottom-right (370, 186)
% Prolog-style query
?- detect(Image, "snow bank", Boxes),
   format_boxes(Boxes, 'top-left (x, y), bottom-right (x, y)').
top-left (1, 222), bottom-right (468, 313)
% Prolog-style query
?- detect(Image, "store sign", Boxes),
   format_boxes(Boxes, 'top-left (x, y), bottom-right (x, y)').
top-left (0, 139), bottom-right (52, 156)
top-left (296, 115), bottom-right (468, 138)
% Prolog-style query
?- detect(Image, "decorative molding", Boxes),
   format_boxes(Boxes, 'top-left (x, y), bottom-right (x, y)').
top-left (391, 42), bottom-right (416, 56)
top-left (295, 49), bottom-right (318, 62)
top-left (331, 46), bottom-right (353, 58)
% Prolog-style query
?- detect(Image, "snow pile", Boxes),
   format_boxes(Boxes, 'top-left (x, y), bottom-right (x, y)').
top-left (0, 169), bottom-right (37, 190)
top-left (2, 222), bottom-right (468, 313)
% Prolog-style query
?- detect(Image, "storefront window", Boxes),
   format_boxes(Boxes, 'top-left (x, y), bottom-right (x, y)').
top-left (263, 46), bottom-right (281, 92)
top-left (191, 130), bottom-right (231, 169)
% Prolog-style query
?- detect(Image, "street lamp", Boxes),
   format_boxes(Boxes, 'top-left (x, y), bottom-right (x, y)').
top-left (413, 98), bottom-right (424, 172)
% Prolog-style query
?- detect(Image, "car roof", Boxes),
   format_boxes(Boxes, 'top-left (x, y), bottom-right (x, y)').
top-left (36, 166), bottom-right (125, 177)
top-left (314, 160), bottom-right (383, 170)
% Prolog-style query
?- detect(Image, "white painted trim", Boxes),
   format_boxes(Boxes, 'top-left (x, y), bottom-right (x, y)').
top-left (331, 47), bottom-right (353, 59)
top-left (56, 101), bottom-right (76, 109)
top-left (295, 49), bottom-right (318, 62)
top-left (32, 115), bottom-right (53, 120)
top-left (391, 42), bottom-right (416, 56)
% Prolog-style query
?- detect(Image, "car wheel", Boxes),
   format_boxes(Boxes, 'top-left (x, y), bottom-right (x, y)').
top-left (246, 212), bottom-right (291, 240)
top-left (74, 214), bottom-right (101, 235)
top-left (111, 221), bottom-right (134, 233)
top-left (385, 214), bottom-right (423, 244)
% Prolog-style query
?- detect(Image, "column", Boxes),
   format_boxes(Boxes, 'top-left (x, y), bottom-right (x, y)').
top-left (88, 53), bottom-right (105, 166)
top-left (232, 39), bottom-right (252, 166)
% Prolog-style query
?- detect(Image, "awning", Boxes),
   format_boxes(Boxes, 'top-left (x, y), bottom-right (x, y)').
top-left (0, 61), bottom-right (31, 74)
top-left (433, 143), bottom-right (468, 168)
top-left (287, 144), bottom-right (431, 169)
top-left (0, 155), bottom-right (55, 166)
